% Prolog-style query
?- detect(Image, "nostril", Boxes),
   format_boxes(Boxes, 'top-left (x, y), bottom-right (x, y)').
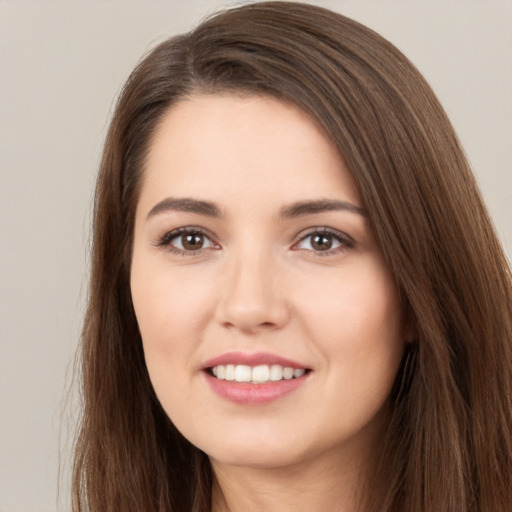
top-left (218, 315), bottom-right (283, 333)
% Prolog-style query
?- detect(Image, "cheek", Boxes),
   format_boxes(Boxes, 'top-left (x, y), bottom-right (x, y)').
top-left (296, 259), bottom-right (405, 378)
top-left (302, 270), bottom-right (402, 338)
top-left (130, 256), bottom-right (221, 403)
top-left (131, 259), bottom-right (211, 340)
top-left (130, 264), bottom-right (201, 416)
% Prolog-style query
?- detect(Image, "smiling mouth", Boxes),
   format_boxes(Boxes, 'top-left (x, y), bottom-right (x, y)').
top-left (208, 364), bottom-right (309, 384)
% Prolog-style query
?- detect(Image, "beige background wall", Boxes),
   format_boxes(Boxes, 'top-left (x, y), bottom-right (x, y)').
top-left (1, 1), bottom-right (510, 510)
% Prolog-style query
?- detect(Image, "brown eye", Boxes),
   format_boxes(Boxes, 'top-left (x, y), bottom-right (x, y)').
top-left (294, 228), bottom-right (351, 254)
top-left (311, 234), bottom-right (334, 251)
top-left (182, 233), bottom-right (205, 250)
top-left (162, 229), bottom-right (217, 254)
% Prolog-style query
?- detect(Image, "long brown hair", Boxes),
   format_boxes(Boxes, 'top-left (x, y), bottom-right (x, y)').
top-left (73, 2), bottom-right (512, 511)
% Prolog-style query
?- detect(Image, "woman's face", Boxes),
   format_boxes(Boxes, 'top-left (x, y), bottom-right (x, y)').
top-left (131, 94), bottom-right (407, 471)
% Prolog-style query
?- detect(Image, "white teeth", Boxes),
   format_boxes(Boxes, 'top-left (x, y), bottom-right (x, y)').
top-left (225, 364), bottom-right (235, 381)
top-left (252, 364), bottom-right (270, 383)
top-left (216, 365), bottom-right (225, 379)
top-left (283, 367), bottom-right (294, 380)
top-left (270, 364), bottom-right (283, 381)
top-left (210, 364), bottom-right (307, 383)
top-left (235, 365), bottom-right (252, 382)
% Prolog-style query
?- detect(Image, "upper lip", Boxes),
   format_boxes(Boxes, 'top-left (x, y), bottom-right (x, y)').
top-left (201, 351), bottom-right (310, 370)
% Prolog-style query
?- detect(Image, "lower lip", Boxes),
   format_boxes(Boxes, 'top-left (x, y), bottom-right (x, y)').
top-left (204, 372), bottom-right (309, 405)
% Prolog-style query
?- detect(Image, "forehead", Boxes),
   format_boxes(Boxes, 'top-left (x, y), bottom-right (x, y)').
top-left (138, 93), bottom-right (361, 213)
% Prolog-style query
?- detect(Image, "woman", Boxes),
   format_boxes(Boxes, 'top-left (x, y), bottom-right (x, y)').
top-left (72, 2), bottom-right (512, 511)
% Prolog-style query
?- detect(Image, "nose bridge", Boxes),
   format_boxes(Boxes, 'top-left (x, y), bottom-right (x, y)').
top-left (216, 240), bottom-right (288, 331)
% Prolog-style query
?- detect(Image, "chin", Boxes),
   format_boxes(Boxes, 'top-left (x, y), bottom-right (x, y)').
top-left (196, 431), bottom-right (309, 470)
top-left (209, 447), bottom-right (304, 471)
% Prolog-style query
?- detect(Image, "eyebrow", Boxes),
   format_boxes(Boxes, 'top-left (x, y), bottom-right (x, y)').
top-left (147, 197), bottom-right (221, 219)
top-left (280, 199), bottom-right (367, 218)
top-left (146, 197), bottom-right (366, 220)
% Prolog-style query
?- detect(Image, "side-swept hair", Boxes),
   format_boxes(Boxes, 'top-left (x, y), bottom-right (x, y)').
top-left (73, 2), bottom-right (512, 511)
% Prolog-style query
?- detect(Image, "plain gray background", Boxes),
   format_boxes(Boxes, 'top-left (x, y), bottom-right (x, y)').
top-left (1, 1), bottom-right (511, 510)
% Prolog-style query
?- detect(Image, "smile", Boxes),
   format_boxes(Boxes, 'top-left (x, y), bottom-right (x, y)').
top-left (211, 364), bottom-right (306, 383)
top-left (202, 352), bottom-right (311, 405)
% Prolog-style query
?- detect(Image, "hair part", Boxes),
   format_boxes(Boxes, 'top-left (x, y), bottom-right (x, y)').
top-left (73, 2), bottom-right (512, 511)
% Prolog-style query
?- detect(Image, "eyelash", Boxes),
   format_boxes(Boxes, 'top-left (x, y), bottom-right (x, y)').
top-left (291, 227), bottom-right (354, 256)
top-left (155, 226), bottom-right (353, 256)
top-left (155, 227), bottom-right (219, 256)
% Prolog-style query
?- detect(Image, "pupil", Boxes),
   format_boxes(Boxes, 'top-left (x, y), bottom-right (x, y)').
top-left (312, 234), bottom-right (332, 251)
top-left (183, 233), bottom-right (203, 250)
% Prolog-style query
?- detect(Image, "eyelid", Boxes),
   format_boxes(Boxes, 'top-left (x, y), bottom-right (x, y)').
top-left (154, 226), bottom-right (220, 255)
top-left (291, 226), bottom-right (354, 254)
top-left (153, 225), bottom-right (353, 256)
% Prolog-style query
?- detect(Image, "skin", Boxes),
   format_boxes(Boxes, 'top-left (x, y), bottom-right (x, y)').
top-left (130, 94), bottom-right (408, 511)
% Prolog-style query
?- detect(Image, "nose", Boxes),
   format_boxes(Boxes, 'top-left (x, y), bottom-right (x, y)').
top-left (215, 250), bottom-right (290, 333)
